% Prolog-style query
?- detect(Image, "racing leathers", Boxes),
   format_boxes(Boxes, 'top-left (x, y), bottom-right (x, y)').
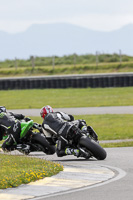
top-left (0, 111), bottom-right (25, 151)
top-left (42, 111), bottom-right (86, 157)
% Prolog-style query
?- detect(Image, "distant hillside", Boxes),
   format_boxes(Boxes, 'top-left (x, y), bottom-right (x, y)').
top-left (0, 23), bottom-right (133, 60)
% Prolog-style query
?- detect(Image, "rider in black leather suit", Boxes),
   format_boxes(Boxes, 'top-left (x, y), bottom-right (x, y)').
top-left (40, 105), bottom-right (87, 157)
top-left (0, 106), bottom-right (25, 151)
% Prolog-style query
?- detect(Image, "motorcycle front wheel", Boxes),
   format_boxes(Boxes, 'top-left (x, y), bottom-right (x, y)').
top-left (79, 136), bottom-right (107, 160)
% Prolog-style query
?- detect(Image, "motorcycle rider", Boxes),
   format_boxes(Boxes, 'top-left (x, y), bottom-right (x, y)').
top-left (40, 105), bottom-right (97, 157)
top-left (0, 106), bottom-right (30, 152)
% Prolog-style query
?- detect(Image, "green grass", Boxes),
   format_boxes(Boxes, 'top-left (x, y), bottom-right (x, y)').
top-left (101, 141), bottom-right (133, 148)
top-left (1, 113), bottom-right (132, 146)
top-left (1, 113), bottom-right (132, 149)
top-left (31, 114), bottom-right (133, 141)
top-left (1, 53), bottom-right (133, 69)
top-left (0, 113), bottom-right (132, 189)
top-left (26, 114), bottom-right (133, 147)
top-left (0, 53), bottom-right (133, 77)
top-left (1, 114), bottom-right (132, 144)
top-left (73, 114), bottom-right (133, 141)
top-left (0, 62), bottom-right (133, 77)
top-left (0, 87), bottom-right (133, 109)
top-left (0, 154), bottom-right (63, 189)
top-left (0, 85), bottom-right (133, 189)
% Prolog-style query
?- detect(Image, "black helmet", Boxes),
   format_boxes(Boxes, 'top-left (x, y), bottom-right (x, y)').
top-left (0, 106), bottom-right (6, 113)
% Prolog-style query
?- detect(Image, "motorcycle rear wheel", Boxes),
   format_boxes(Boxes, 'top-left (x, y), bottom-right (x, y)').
top-left (31, 133), bottom-right (55, 155)
top-left (79, 136), bottom-right (107, 160)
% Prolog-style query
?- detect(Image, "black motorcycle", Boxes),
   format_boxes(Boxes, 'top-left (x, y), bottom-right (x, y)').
top-left (42, 122), bottom-right (107, 160)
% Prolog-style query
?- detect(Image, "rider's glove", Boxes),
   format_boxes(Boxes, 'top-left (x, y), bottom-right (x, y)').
top-left (33, 123), bottom-right (42, 131)
top-left (78, 119), bottom-right (87, 129)
top-left (68, 114), bottom-right (74, 121)
top-left (25, 117), bottom-right (31, 122)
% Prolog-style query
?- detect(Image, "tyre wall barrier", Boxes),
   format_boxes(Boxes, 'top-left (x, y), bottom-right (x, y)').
top-left (0, 73), bottom-right (133, 90)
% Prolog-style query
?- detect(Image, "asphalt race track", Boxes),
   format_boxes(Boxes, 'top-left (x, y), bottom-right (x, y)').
top-left (0, 106), bottom-right (133, 200)
top-left (8, 105), bottom-right (133, 116)
top-left (0, 147), bottom-right (132, 200)
top-left (33, 147), bottom-right (133, 200)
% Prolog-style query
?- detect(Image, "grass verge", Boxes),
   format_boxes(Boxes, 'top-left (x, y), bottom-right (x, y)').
top-left (101, 141), bottom-right (133, 148)
top-left (31, 114), bottom-right (133, 141)
top-left (0, 113), bottom-right (132, 189)
top-left (0, 87), bottom-right (133, 109)
top-left (0, 113), bottom-right (132, 147)
top-left (0, 154), bottom-right (63, 189)
top-left (0, 61), bottom-right (133, 77)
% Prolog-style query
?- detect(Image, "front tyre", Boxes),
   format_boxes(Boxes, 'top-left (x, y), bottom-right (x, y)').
top-left (79, 136), bottom-right (107, 160)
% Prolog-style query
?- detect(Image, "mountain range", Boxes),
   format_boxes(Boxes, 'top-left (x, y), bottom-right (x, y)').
top-left (0, 23), bottom-right (133, 60)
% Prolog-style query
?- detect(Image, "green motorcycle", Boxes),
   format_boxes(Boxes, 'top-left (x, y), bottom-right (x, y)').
top-left (5, 119), bottom-right (55, 155)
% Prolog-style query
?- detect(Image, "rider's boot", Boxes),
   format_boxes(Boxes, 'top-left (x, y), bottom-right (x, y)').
top-left (65, 148), bottom-right (90, 158)
top-left (65, 148), bottom-right (80, 156)
top-left (77, 148), bottom-right (90, 159)
top-left (16, 144), bottom-right (30, 154)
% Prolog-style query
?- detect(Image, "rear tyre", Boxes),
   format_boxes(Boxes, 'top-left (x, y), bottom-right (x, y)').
top-left (79, 136), bottom-right (107, 160)
top-left (31, 133), bottom-right (55, 154)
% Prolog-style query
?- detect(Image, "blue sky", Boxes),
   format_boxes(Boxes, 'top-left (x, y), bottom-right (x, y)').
top-left (0, 0), bottom-right (133, 33)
